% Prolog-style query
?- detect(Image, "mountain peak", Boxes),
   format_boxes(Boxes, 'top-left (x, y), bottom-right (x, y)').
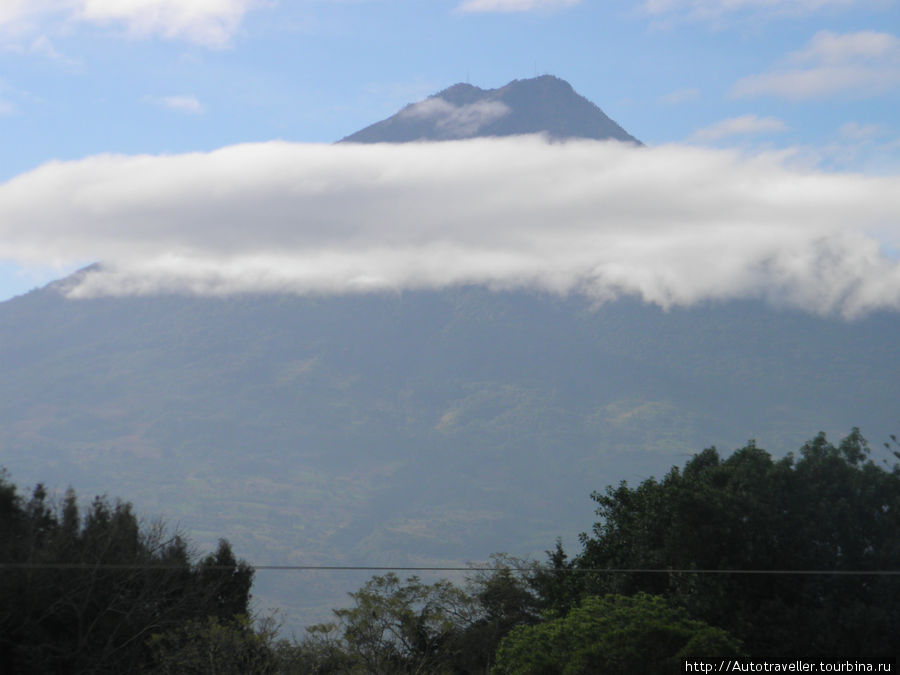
top-left (340, 75), bottom-right (639, 144)
top-left (504, 74), bottom-right (573, 91)
top-left (433, 82), bottom-right (486, 104)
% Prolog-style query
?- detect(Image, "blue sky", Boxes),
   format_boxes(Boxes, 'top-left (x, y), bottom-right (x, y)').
top-left (0, 0), bottom-right (898, 304)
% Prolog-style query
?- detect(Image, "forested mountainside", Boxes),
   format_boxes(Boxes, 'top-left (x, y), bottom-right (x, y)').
top-left (2, 282), bottom-right (897, 626)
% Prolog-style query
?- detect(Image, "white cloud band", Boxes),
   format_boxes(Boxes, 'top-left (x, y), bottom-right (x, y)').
top-left (0, 137), bottom-right (898, 317)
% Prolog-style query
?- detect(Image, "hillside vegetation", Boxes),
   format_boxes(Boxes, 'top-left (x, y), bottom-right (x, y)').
top-left (3, 429), bottom-right (897, 672)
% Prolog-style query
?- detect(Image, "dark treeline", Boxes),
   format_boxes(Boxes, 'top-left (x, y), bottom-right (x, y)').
top-left (2, 429), bottom-right (898, 673)
top-left (0, 473), bottom-right (266, 674)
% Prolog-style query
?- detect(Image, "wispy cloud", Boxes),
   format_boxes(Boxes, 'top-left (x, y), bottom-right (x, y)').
top-left (457, 0), bottom-right (581, 13)
top-left (791, 122), bottom-right (900, 173)
top-left (691, 114), bottom-right (787, 141)
top-left (659, 88), bottom-right (701, 105)
top-left (0, 138), bottom-right (897, 317)
top-left (399, 98), bottom-right (510, 137)
top-left (643, 0), bottom-right (862, 22)
top-left (145, 94), bottom-right (204, 114)
top-left (838, 121), bottom-right (884, 140)
top-left (772, 121), bottom-right (900, 174)
top-left (0, 99), bottom-right (15, 116)
top-left (2, 31), bottom-right (80, 68)
top-left (733, 30), bottom-right (900, 99)
top-left (28, 34), bottom-right (80, 67)
top-left (791, 29), bottom-right (900, 62)
top-left (0, 0), bottom-right (264, 48)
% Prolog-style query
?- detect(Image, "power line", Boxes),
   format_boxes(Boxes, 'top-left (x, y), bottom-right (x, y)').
top-left (0, 563), bottom-right (898, 575)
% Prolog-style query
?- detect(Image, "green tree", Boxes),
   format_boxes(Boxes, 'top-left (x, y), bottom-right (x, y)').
top-left (325, 572), bottom-right (476, 674)
top-left (285, 560), bottom-right (542, 674)
top-left (574, 430), bottom-right (900, 659)
top-left (454, 554), bottom-right (543, 673)
top-left (529, 540), bottom-right (580, 619)
top-left (0, 471), bottom-right (258, 673)
top-left (147, 615), bottom-right (278, 675)
top-left (493, 592), bottom-right (743, 675)
top-left (274, 621), bottom-right (359, 674)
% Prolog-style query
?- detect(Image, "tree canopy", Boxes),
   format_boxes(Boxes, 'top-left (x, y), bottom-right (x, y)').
top-left (493, 592), bottom-right (744, 675)
top-left (574, 430), bottom-right (900, 659)
top-left (0, 471), bottom-right (257, 673)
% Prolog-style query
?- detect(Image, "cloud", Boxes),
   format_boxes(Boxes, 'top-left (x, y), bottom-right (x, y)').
top-left (838, 121), bottom-right (884, 141)
top-left (791, 29), bottom-right (900, 62)
top-left (399, 98), bottom-right (510, 137)
top-left (733, 30), bottom-right (900, 99)
top-left (145, 94), bottom-right (204, 114)
top-left (0, 0), bottom-right (262, 47)
top-left (643, 0), bottom-right (862, 21)
top-left (691, 114), bottom-right (787, 141)
top-left (457, 0), bottom-right (581, 13)
top-left (28, 34), bottom-right (78, 65)
top-left (788, 123), bottom-right (900, 173)
top-left (0, 138), bottom-right (898, 317)
top-left (659, 88), bottom-right (701, 104)
top-left (0, 99), bottom-right (15, 116)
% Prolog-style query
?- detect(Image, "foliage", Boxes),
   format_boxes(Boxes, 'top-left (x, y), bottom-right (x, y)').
top-left (574, 430), bottom-right (900, 659)
top-left (282, 557), bottom-right (543, 674)
top-left (493, 592), bottom-right (744, 674)
top-left (323, 572), bottom-right (476, 673)
top-left (147, 615), bottom-right (278, 674)
top-left (0, 471), bottom-right (256, 674)
top-left (274, 621), bottom-right (360, 674)
top-left (528, 540), bottom-right (581, 619)
top-left (454, 554), bottom-right (543, 673)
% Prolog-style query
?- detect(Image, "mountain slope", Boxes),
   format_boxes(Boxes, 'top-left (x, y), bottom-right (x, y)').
top-left (1, 283), bottom-right (897, 626)
top-left (341, 75), bottom-right (639, 143)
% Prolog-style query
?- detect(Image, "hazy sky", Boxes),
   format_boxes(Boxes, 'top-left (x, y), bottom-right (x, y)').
top-left (0, 0), bottom-right (898, 305)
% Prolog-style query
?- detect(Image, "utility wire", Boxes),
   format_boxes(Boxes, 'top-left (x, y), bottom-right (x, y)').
top-left (0, 563), bottom-right (898, 575)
